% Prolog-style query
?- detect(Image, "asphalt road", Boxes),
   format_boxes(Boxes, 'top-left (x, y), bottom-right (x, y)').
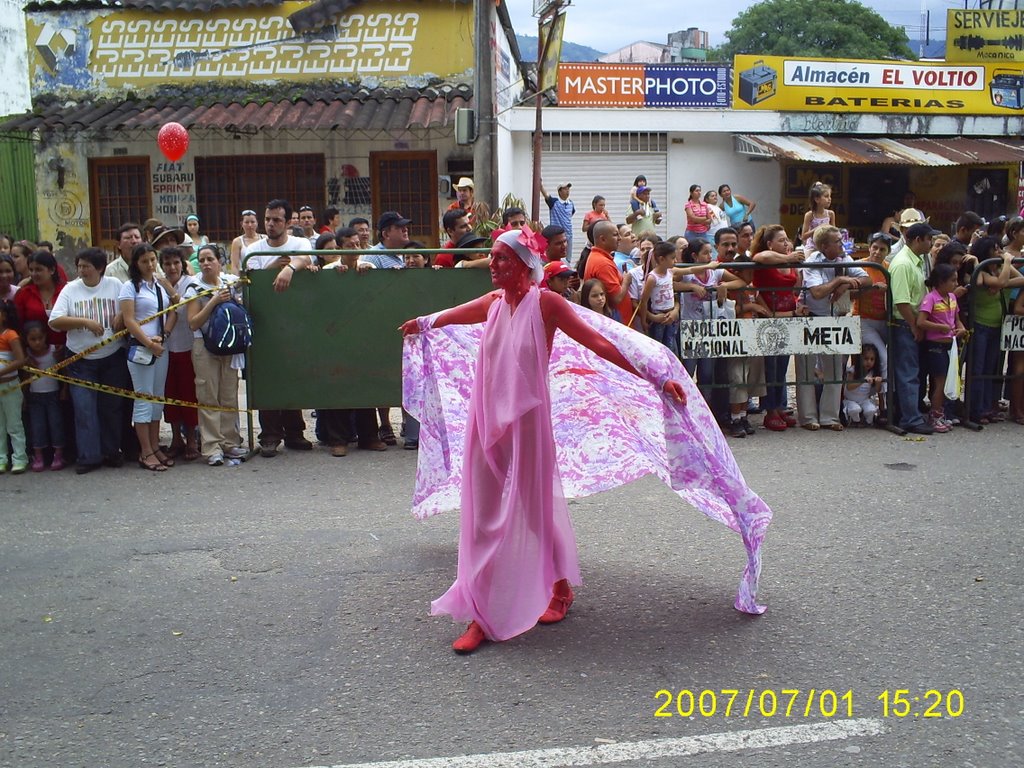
top-left (1, 417), bottom-right (1021, 768)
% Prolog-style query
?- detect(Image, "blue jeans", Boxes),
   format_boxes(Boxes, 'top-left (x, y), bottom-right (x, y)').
top-left (27, 390), bottom-right (65, 448)
top-left (126, 349), bottom-right (169, 423)
top-left (67, 349), bottom-right (130, 465)
top-left (969, 323), bottom-right (1001, 420)
top-left (891, 323), bottom-right (926, 429)
top-left (648, 319), bottom-right (680, 358)
top-left (763, 355), bottom-right (790, 411)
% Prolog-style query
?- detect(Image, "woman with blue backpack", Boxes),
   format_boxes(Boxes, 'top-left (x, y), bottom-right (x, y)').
top-left (186, 244), bottom-right (249, 466)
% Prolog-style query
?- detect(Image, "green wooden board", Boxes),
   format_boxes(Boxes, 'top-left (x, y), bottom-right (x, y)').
top-left (244, 268), bottom-right (492, 409)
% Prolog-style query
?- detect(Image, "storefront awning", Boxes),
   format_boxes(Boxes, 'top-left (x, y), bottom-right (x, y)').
top-left (733, 135), bottom-right (1024, 166)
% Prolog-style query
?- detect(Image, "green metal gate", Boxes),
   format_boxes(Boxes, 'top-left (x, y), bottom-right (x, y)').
top-left (0, 134), bottom-right (39, 241)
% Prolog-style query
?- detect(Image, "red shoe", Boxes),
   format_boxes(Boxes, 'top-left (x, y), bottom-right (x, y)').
top-left (538, 582), bottom-right (574, 624)
top-left (763, 412), bottom-right (787, 432)
top-left (452, 621), bottom-right (487, 654)
top-left (782, 413), bottom-right (797, 427)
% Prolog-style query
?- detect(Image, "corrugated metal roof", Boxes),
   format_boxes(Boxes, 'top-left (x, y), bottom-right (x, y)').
top-left (734, 135), bottom-right (1024, 166)
top-left (0, 84), bottom-right (472, 134)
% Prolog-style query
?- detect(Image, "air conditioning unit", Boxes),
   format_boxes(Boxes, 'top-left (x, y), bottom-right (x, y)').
top-left (455, 108), bottom-right (477, 145)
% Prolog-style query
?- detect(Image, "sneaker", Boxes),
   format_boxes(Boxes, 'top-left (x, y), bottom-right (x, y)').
top-left (728, 419), bottom-right (747, 438)
top-left (225, 446), bottom-right (248, 460)
top-left (403, 439), bottom-right (419, 451)
top-left (0, 463), bottom-right (7, 474)
top-left (11, 462), bottom-right (28, 475)
top-left (740, 417), bottom-right (755, 436)
top-left (208, 452), bottom-right (225, 466)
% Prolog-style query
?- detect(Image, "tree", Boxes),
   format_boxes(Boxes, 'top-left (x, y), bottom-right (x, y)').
top-left (714, 0), bottom-right (916, 61)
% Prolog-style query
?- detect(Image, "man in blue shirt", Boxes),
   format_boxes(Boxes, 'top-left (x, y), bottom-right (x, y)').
top-left (541, 181), bottom-right (576, 259)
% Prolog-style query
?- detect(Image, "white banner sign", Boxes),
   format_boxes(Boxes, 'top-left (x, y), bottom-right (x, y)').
top-left (679, 316), bottom-right (862, 359)
top-left (1001, 315), bottom-right (1024, 351)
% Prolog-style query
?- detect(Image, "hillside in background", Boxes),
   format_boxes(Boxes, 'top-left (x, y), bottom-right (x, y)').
top-left (515, 34), bottom-right (604, 62)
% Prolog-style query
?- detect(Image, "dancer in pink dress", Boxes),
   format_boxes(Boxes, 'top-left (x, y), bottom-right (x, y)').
top-left (402, 227), bottom-right (770, 654)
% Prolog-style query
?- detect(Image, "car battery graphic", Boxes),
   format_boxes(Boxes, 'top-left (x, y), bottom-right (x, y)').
top-left (990, 69), bottom-right (1024, 110)
top-left (738, 61), bottom-right (778, 106)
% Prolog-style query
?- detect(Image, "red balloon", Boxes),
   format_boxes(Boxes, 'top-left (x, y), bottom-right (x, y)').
top-left (157, 122), bottom-right (189, 162)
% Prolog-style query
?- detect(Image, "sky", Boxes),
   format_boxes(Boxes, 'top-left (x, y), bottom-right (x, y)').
top-left (505, 0), bottom-right (968, 55)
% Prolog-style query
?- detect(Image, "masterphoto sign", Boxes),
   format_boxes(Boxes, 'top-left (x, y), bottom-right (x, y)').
top-left (679, 316), bottom-right (862, 359)
top-left (558, 62), bottom-right (730, 108)
top-left (732, 54), bottom-right (1023, 115)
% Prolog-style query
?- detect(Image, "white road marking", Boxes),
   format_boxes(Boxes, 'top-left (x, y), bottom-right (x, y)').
top-left (299, 717), bottom-right (886, 768)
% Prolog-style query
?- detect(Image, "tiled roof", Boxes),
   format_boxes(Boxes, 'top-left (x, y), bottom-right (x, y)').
top-left (0, 84), bottom-right (473, 134)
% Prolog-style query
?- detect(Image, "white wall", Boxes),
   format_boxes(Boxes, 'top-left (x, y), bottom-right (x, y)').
top-left (0, 0), bottom-right (30, 116)
top-left (665, 132), bottom-right (780, 236)
top-left (506, 129), bottom-right (781, 238)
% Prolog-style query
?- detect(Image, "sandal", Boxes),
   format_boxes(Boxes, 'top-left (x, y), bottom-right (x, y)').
top-left (183, 445), bottom-right (200, 461)
top-left (165, 444), bottom-right (184, 459)
top-left (138, 452), bottom-right (168, 472)
top-left (800, 422), bottom-right (820, 431)
top-left (153, 449), bottom-right (175, 467)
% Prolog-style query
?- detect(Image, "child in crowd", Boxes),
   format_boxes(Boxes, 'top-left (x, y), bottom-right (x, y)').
top-left (0, 299), bottom-right (28, 473)
top-left (638, 241), bottom-right (680, 356)
top-left (582, 196), bottom-right (610, 235)
top-left (800, 182), bottom-right (835, 248)
top-left (626, 235), bottom-right (658, 329)
top-left (23, 322), bottom-right (65, 471)
top-left (918, 263), bottom-right (967, 433)
top-left (580, 278), bottom-right (613, 319)
top-left (844, 344), bottom-right (883, 427)
top-left (628, 175), bottom-right (647, 209)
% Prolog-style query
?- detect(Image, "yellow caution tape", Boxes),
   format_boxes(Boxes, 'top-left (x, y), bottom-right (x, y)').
top-left (21, 366), bottom-right (251, 413)
top-left (0, 280), bottom-right (247, 398)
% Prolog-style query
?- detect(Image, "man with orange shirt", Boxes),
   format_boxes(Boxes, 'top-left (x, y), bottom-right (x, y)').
top-left (582, 220), bottom-right (632, 323)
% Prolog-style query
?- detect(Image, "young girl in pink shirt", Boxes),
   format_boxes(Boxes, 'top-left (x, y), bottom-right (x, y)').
top-left (917, 263), bottom-right (968, 433)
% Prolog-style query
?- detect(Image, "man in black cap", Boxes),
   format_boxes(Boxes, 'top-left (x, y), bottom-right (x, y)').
top-left (363, 212), bottom-right (410, 269)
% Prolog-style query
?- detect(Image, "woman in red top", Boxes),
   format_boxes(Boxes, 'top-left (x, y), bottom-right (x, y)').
top-left (684, 184), bottom-right (713, 243)
top-left (751, 225), bottom-right (807, 431)
top-left (13, 251), bottom-right (66, 348)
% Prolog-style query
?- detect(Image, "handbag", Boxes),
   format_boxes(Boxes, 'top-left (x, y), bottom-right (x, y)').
top-left (944, 337), bottom-right (961, 401)
top-left (126, 280), bottom-right (165, 366)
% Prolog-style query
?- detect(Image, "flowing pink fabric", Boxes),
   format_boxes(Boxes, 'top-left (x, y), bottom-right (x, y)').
top-left (403, 287), bottom-right (773, 635)
top-left (429, 288), bottom-right (580, 640)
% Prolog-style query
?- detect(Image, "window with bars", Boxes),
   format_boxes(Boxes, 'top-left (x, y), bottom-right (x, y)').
top-left (88, 157), bottom-right (152, 250)
top-left (542, 132), bottom-right (668, 153)
top-left (195, 153), bottom-right (326, 243)
top-left (370, 150), bottom-right (439, 247)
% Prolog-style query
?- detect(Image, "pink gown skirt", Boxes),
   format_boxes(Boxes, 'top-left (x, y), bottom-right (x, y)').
top-left (430, 288), bottom-right (581, 641)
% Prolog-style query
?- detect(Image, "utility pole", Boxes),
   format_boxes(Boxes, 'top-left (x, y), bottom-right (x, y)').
top-left (473, 0), bottom-right (496, 217)
top-left (531, 1), bottom-right (566, 224)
